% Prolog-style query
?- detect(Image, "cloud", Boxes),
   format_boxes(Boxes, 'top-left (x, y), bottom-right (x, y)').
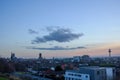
top-left (32, 28), bottom-right (83, 44)
top-left (28, 29), bottom-right (38, 34)
top-left (46, 26), bottom-right (60, 32)
top-left (27, 46), bottom-right (86, 50)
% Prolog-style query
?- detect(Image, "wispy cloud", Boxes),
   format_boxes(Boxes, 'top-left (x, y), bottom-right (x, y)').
top-left (27, 46), bottom-right (86, 50)
top-left (28, 29), bottom-right (38, 34)
top-left (32, 27), bottom-right (84, 44)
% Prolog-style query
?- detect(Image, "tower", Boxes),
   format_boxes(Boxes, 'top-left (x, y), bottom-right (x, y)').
top-left (11, 52), bottom-right (16, 60)
top-left (108, 49), bottom-right (112, 58)
top-left (39, 53), bottom-right (42, 59)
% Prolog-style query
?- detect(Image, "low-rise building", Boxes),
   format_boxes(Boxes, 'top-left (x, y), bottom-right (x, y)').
top-left (64, 70), bottom-right (90, 80)
top-left (79, 67), bottom-right (106, 80)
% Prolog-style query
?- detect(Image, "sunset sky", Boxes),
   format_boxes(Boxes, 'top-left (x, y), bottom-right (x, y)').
top-left (0, 0), bottom-right (120, 58)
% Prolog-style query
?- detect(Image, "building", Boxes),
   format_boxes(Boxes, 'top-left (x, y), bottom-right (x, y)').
top-left (64, 70), bottom-right (90, 80)
top-left (72, 56), bottom-right (81, 62)
top-left (105, 67), bottom-right (116, 80)
top-left (81, 55), bottom-right (91, 63)
top-left (39, 53), bottom-right (42, 59)
top-left (79, 67), bottom-right (106, 80)
top-left (11, 52), bottom-right (17, 61)
top-left (65, 66), bottom-right (116, 80)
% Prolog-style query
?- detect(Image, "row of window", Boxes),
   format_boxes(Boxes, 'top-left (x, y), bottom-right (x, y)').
top-left (67, 73), bottom-right (88, 78)
top-left (65, 77), bottom-right (82, 80)
top-left (68, 73), bottom-right (81, 77)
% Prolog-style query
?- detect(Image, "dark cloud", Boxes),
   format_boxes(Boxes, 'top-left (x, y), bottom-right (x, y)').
top-left (46, 26), bottom-right (60, 32)
top-left (27, 46), bottom-right (86, 50)
top-left (28, 29), bottom-right (38, 34)
top-left (32, 28), bottom-right (84, 44)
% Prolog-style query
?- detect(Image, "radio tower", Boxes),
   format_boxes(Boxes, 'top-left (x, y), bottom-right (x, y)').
top-left (108, 49), bottom-right (112, 58)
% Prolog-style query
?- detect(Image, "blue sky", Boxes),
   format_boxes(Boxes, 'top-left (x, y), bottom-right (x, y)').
top-left (0, 0), bottom-right (120, 58)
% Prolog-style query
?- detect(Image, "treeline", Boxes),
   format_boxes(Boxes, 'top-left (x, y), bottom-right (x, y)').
top-left (0, 58), bottom-right (27, 73)
top-left (0, 58), bottom-right (15, 73)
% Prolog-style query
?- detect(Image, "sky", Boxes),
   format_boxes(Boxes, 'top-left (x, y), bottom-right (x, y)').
top-left (0, 0), bottom-right (120, 58)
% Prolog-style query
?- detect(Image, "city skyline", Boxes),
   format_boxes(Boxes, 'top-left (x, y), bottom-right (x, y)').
top-left (0, 0), bottom-right (120, 58)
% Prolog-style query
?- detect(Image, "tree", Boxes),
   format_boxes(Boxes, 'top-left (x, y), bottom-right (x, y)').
top-left (55, 65), bottom-right (63, 71)
top-left (0, 58), bottom-right (15, 73)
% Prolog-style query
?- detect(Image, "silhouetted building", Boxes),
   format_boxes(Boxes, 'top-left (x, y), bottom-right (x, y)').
top-left (11, 52), bottom-right (16, 61)
top-left (39, 53), bottom-right (42, 59)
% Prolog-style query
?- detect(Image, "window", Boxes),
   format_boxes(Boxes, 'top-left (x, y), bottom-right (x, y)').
top-left (113, 69), bottom-right (115, 73)
top-left (85, 75), bottom-right (88, 78)
top-left (65, 77), bottom-right (68, 80)
top-left (69, 73), bottom-right (74, 76)
top-left (78, 74), bottom-right (81, 77)
top-left (69, 77), bottom-right (71, 80)
top-left (97, 71), bottom-right (100, 75)
top-left (74, 74), bottom-right (77, 76)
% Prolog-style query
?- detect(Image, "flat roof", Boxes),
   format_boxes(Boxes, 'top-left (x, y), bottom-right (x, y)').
top-left (66, 70), bottom-right (89, 75)
top-left (79, 66), bottom-right (106, 70)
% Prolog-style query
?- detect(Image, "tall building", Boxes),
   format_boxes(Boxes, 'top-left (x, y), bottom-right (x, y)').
top-left (39, 53), bottom-right (42, 59)
top-left (11, 52), bottom-right (16, 60)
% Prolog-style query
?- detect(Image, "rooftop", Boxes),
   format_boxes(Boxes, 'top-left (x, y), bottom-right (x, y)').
top-left (79, 66), bottom-right (106, 70)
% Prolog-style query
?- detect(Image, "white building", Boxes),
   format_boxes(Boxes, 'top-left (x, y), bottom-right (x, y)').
top-left (64, 70), bottom-right (90, 80)
top-left (105, 67), bottom-right (116, 80)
